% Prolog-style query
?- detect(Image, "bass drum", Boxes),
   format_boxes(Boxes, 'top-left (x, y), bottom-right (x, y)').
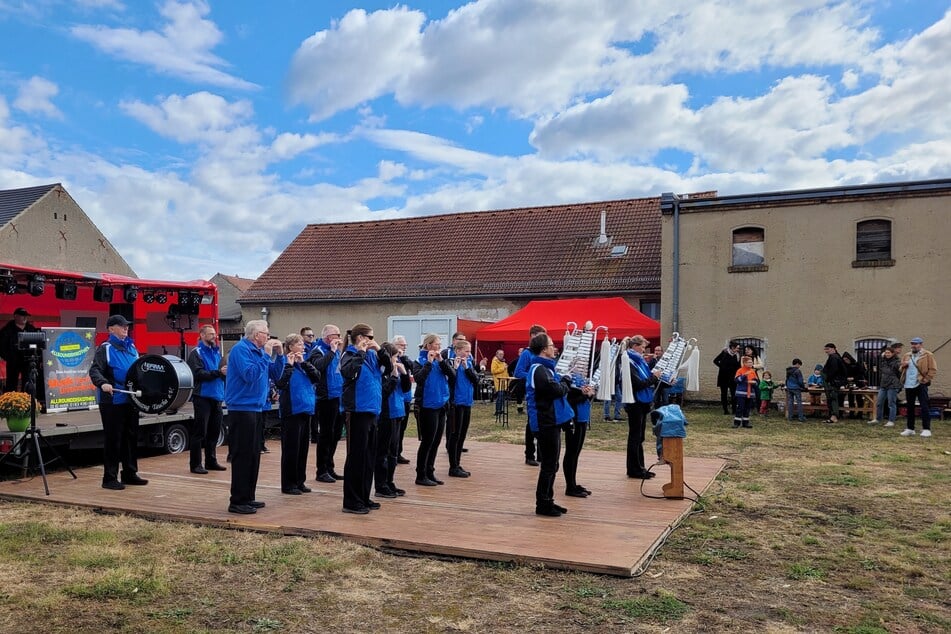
top-left (126, 354), bottom-right (194, 414)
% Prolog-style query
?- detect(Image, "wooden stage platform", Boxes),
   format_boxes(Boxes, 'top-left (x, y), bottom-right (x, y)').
top-left (0, 440), bottom-right (725, 576)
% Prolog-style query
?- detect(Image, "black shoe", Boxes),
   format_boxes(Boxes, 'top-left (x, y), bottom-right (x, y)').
top-left (578, 485), bottom-right (591, 495)
top-left (553, 503), bottom-right (568, 514)
top-left (535, 506), bottom-right (562, 517)
top-left (316, 473), bottom-right (336, 483)
top-left (248, 500), bottom-right (266, 508)
top-left (366, 501), bottom-right (382, 510)
top-left (517, 406), bottom-right (524, 414)
top-left (376, 488), bottom-right (398, 498)
top-left (342, 506), bottom-right (369, 515)
top-left (260, 446), bottom-right (269, 453)
top-left (191, 466), bottom-right (209, 474)
top-left (628, 471), bottom-right (654, 479)
top-left (415, 477), bottom-right (438, 486)
top-left (330, 471), bottom-right (344, 480)
top-left (397, 456), bottom-right (410, 464)
top-left (121, 475), bottom-right (149, 486)
top-left (742, 423), bottom-right (753, 429)
top-left (732, 422), bottom-right (741, 428)
top-left (392, 487), bottom-right (406, 496)
top-left (448, 467), bottom-right (470, 478)
top-left (102, 481), bottom-right (125, 491)
top-left (525, 459), bottom-right (540, 466)
top-left (566, 488), bottom-right (589, 498)
top-left (228, 504), bottom-right (256, 514)
top-left (461, 447), bottom-right (469, 453)
top-left (428, 476), bottom-right (445, 485)
top-left (282, 488), bottom-right (303, 495)
top-left (206, 463), bottom-right (227, 471)
top-left (298, 485), bottom-right (312, 493)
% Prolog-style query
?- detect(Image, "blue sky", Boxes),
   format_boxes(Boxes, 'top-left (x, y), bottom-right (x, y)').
top-left (1, 0), bottom-right (949, 281)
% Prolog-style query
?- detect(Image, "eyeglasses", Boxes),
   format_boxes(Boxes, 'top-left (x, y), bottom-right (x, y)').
top-left (363, 334), bottom-right (375, 340)
top-left (303, 333), bottom-right (315, 338)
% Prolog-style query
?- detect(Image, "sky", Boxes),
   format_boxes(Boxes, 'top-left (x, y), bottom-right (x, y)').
top-left (1, 0), bottom-right (949, 282)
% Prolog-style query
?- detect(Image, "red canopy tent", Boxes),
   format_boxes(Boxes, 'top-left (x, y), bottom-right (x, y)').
top-left (475, 298), bottom-right (660, 359)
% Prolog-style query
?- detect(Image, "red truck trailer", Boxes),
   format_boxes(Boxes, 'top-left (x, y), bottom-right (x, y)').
top-left (0, 262), bottom-right (219, 461)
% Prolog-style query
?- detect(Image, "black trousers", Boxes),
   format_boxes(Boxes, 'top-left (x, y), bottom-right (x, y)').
top-left (444, 403), bottom-right (456, 451)
top-left (719, 384), bottom-right (736, 414)
top-left (625, 402), bottom-right (650, 476)
top-left (229, 410), bottom-right (263, 506)
top-left (416, 406), bottom-right (446, 480)
top-left (524, 421), bottom-right (537, 460)
top-left (446, 405), bottom-right (471, 469)
top-left (535, 425), bottom-right (562, 508)
top-left (343, 412), bottom-right (377, 510)
top-left (905, 384), bottom-right (932, 431)
top-left (316, 397), bottom-right (343, 476)
top-left (190, 396), bottom-right (223, 469)
top-left (98, 401), bottom-right (140, 485)
top-left (397, 413), bottom-right (409, 457)
top-left (280, 412), bottom-right (310, 491)
top-left (374, 416), bottom-right (400, 491)
top-left (563, 420), bottom-right (588, 491)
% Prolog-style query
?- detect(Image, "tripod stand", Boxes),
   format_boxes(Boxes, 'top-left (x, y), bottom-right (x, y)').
top-left (0, 346), bottom-right (76, 495)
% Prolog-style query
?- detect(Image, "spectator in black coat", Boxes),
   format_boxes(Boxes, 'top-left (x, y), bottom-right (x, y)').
top-left (713, 341), bottom-right (741, 415)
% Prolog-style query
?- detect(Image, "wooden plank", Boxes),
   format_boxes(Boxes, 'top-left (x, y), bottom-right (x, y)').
top-left (0, 439), bottom-right (725, 576)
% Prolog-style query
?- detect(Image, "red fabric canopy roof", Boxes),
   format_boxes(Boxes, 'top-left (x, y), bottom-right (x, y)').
top-left (475, 297), bottom-right (660, 348)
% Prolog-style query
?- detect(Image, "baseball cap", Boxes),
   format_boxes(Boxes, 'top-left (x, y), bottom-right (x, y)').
top-left (106, 314), bottom-right (131, 328)
top-left (13, 307), bottom-right (29, 316)
top-left (910, 337), bottom-right (923, 344)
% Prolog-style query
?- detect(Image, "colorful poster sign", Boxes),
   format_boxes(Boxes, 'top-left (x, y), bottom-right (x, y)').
top-left (42, 327), bottom-right (97, 412)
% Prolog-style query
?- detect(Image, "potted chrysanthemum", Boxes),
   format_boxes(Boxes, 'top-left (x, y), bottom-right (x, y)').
top-left (0, 391), bottom-right (40, 432)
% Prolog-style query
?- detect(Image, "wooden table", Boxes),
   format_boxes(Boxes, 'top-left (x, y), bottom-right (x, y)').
top-left (801, 387), bottom-right (876, 418)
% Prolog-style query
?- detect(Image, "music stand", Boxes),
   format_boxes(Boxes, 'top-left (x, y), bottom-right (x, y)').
top-left (0, 342), bottom-right (77, 495)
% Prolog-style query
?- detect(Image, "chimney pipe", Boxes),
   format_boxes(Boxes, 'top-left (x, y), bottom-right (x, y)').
top-left (597, 210), bottom-right (609, 244)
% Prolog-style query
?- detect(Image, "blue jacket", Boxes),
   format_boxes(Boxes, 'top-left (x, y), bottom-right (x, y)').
top-left (651, 404), bottom-right (688, 457)
top-left (187, 340), bottom-right (225, 401)
top-left (785, 366), bottom-right (806, 391)
top-left (413, 349), bottom-right (453, 409)
top-left (307, 338), bottom-right (343, 400)
top-left (452, 357), bottom-right (479, 406)
top-left (513, 347), bottom-right (534, 380)
top-left (526, 355), bottom-right (573, 432)
top-left (89, 334), bottom-right (139, 405)
top-left (627, 350), bottom-right (655, 404)
top-left (276, 358), bottom-right (320, 417)
top-left (340, 345), bottom-right (384, 414)
top-left (223, 338), bottom-right (275, 412)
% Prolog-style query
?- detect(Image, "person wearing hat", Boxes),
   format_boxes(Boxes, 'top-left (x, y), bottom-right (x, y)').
top-left (89, 314), bottom-right (149, 490)
top-left (899, 337), bottom-right (938, 438)
top-left (0, 307), bottom-right (42, 392)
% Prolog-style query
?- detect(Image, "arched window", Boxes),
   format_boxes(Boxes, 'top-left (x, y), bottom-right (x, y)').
top-left (855, 338), bottom-right (892, 387)
top-left (855, 219), bottom-right (892, 264)
top-left (733, 337), bottom-right (766, 368)
top-left (731, 227), bottom-right (765, 271)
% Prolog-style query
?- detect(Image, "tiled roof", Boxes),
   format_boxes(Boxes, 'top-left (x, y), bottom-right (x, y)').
top-left (0, 183), bottom-right (58, 227)
top-left (242, 197), bottom-right (663, 303)
top-left (217, 273), bottom-right (256, 293)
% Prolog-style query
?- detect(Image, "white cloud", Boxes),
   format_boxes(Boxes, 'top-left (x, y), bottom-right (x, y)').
top-left (288, 7), bottom-right (425, 121)
top-left (71, 0), bottom-right (257, 90)
top-left (120, 91), bottom-right (254, 145)
top-left (12, 76), bottom-right (62, 119)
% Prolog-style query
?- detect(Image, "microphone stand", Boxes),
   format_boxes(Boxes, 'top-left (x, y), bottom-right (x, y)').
top-left (0, 345), bottom-right (77, 494)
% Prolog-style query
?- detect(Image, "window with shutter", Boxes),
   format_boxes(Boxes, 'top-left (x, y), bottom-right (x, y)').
top-left (854, 220), bottom-right (894, 267)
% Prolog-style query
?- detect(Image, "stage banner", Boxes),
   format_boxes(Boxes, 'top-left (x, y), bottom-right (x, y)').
top-left (42, 327), bottom-right (98, 412)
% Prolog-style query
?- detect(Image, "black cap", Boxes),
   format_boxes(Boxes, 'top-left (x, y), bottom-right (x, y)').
top-left (106, 314), bottom-right (131, 328)
top-left (13, 307), bottom-right (29, 316)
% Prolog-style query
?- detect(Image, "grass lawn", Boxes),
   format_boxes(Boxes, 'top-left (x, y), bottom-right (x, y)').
top-left (0, 403), bottom-right (948, 633)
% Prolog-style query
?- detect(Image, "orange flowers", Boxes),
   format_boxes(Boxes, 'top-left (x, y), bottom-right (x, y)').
top-left (0, 391), bottom-right (41, 418)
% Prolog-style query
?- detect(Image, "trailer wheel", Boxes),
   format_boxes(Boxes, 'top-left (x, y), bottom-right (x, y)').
top-left (164, 423), bottom-right (189, 454)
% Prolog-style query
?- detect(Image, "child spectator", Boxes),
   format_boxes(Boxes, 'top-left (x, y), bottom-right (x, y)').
top-left (734, 356), bottom-right (759, 429)
top-left (806, 364), bottom-right (824, 409)
top-left (758, 371), bottom-right (777, 416)
top-left (785, 359), bottom-right (806, 422)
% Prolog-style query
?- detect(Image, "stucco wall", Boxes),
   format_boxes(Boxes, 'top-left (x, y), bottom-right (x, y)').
top-left (0, 187), bottom-right (135, 275)
top-left (662, 193), bottom-right (949, 399)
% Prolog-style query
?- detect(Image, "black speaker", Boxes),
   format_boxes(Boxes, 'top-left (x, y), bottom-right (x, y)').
top-left (93, 285), bottom-right (114, 302)
top-left (55, 281), bottom-right (78, 300)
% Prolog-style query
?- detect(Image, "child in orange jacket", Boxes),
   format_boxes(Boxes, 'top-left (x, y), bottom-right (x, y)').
top-left (734, 357), bottom-right (759, 429)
